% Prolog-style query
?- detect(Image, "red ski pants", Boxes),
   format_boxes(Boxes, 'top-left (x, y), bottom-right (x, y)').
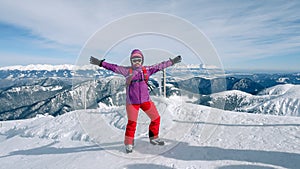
top-left (124, 101), bottom-right (160, 145)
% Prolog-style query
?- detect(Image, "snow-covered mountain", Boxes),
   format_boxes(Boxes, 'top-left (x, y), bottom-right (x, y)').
top-left (0, 97), bottom-right (299, 169)
top-left (0, 64), bottom-right (113, 79)
top-left (0, 76), bottom-right (127, 120)
top-left (203, 84), bottom-right (300, 116)
top-left (0, 64), bottom-right (300, 120)
top-left (0, 64), bottom-right (102, 71)
top-left (0, 64), bottom-right (299, 168)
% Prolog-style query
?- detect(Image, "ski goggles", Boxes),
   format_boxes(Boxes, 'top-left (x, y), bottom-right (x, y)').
top-left (131, 58), bottom-right (142, 63)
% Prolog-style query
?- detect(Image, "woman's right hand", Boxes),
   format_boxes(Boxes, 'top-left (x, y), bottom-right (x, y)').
top-left (90, 56), bottom-right (105, 67)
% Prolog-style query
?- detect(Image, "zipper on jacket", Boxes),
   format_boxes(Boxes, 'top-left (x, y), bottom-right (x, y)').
top-left (139, 70), bottom-right (142, 103)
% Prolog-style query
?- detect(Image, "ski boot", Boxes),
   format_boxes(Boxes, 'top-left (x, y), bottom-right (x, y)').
top-left (150, 138), bottom-right (165, 145)
top-left (125, 144), bottom-right (133, 153)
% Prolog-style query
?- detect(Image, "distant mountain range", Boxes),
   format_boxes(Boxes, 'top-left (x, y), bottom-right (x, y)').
top-left (199, 84), bottom-right (300, 116)
top-left (0, 64), bottom-right (299, 120)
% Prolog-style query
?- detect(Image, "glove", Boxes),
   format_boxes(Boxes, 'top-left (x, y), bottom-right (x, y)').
top-left (170, 55), bottom-right (182, 65)
top-left (90, 56), bottom-right (105, 67)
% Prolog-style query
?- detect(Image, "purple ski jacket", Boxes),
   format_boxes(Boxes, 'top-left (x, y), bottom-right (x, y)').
top-left (101, 60), bottom-right (173, 104)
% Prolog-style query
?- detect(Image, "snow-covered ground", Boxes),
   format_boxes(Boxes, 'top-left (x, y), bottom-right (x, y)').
top-left (0, 97), bottom-right (299, 169)
top-left (210, 84), bottom-right (300, 116)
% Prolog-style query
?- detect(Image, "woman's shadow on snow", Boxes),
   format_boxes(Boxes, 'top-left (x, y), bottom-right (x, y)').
top-left (135, 138), bottom-right (300, 169)
top-left (0, 140), bottom-right (125, 158)
top-left (123, 163), bottom-right (173, 169)
top-left (1, 138), bottom-right (299, 169)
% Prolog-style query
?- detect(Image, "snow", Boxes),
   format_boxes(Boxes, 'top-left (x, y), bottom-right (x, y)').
top-left (0, 96), bottom-right (299, 169)
top-left (209, 84), bottom-right (300, 117)
top-left (0, 64), bottom-right (221, 72)
top-left (259, 84), bottom-right (296, 96)
top-left (7, 85), bottom-right (63, 93)
top-left (0, 64), bottom-right (74, 71)
top-left (174, 64), bottom-right (219, 69)
top-left (0, 64), bottom-right (100, 71)
top-left (276, 77), bottom-right (289, 83)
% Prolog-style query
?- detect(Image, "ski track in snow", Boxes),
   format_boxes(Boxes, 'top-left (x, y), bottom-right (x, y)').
top-left (0, 97), bottom-right (299, 169)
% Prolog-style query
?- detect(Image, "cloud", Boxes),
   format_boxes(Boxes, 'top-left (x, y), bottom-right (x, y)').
top-left (0, 51), bottom-right (75, 67)
top-left (0, 0), bottom-right (172, 46)
top-left (0, 0), bottom-right (98, 46)
top-left (0, 0), bottom-right (299, 70)
top-left (199, 1), bottom-right (300, 60)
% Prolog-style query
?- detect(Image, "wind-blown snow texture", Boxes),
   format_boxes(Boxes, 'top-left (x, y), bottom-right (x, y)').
top-left (0, 97), bottom-right (299, 169)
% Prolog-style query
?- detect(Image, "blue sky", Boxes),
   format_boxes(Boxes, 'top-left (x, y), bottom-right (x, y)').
top-left (0, 0), bottom-right (299, 72)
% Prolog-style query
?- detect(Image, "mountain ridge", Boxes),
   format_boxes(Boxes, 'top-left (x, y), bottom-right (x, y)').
top-left (0, 64), bottom-right (299, 120)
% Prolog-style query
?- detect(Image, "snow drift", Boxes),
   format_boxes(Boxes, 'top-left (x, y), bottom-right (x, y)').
top-left (0, 96), bottom-right (299, 169)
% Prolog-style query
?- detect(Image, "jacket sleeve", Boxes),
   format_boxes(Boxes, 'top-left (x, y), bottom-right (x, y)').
top-left (146, 60), bottom-right (173, 76)
top-left (101, 61), bottom-right (129, 77)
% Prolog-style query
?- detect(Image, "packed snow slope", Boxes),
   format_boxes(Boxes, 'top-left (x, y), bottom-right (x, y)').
top-left (207, 84), bottom-right (300, 116)
top-left (0, 97), bottom-right (299, 169)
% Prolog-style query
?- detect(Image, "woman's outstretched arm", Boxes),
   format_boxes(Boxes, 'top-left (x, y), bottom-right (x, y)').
top-left (90, 56), bottom-right (129, 76)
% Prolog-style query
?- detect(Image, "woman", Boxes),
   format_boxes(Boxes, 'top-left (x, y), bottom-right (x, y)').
top-left (90, 49), bottom-right (181, 153)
